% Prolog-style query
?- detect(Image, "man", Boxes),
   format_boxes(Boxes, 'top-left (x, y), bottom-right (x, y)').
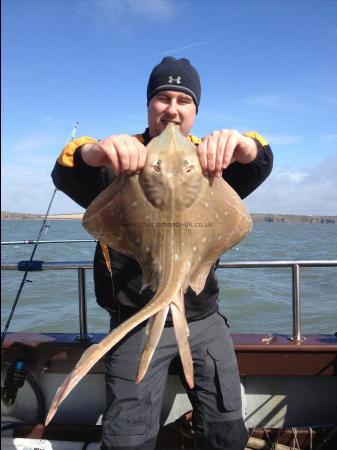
top-left (52, 57), bottom-right (273, 450)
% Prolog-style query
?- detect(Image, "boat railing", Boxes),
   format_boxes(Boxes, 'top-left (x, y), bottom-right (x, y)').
top-left (1, 242), bottom-right (337, 342)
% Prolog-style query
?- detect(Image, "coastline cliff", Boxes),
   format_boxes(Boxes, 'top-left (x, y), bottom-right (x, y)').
top-left (1, 211), bottom-right (336, 224)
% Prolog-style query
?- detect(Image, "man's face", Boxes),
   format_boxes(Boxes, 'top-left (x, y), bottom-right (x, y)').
top-left (148, 90), bottom-right (197, 138)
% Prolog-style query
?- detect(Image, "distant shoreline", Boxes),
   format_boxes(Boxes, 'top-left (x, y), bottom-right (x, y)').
top-left (2, 211), bottom-right (336, 224)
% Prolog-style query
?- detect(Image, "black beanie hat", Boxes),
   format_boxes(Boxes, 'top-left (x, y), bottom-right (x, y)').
top-left (147, 57), bottom-right (201, 112)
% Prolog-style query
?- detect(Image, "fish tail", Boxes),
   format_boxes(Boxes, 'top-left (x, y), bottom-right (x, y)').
top-left (170, 291), bottom-right (194, 389)
top-left (45, 275), bottom-right (183, 427)
top-left (135, 305), bottom-right (170, 384)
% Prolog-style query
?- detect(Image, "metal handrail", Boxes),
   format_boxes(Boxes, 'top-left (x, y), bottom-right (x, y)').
top-left (218, 260), bottom-right (337, 342)
top-left (1, 261), bottom-right (94, 270)
top-left (1, 240), bottom-right (97, 245)
top-left (2, 259), bottom-right (337, 342)
top-left (2, 262), bottom-right (94, 342)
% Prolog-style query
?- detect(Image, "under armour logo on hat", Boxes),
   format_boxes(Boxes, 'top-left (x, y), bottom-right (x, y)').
top-left (147, 56), bottom-right (201, 112)
top-left (168, 76), bottom-right (182, 84)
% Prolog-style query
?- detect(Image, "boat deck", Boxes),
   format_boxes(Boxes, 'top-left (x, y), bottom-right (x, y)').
top-left (3, 332), bottom-right (336, 376)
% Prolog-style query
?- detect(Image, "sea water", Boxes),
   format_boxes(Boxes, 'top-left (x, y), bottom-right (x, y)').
top-left (1, 220), bottom-right (337, 335)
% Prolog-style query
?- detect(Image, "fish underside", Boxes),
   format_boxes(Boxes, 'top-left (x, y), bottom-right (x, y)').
top-left (45, 123), bottom-right (252, 426)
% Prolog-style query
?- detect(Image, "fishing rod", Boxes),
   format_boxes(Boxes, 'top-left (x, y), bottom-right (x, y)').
top-left (1, 121), bottom-right (80, 346)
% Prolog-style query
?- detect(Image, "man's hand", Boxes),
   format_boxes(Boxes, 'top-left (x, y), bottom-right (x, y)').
top-left (197, 129), bottom-right (258, 177)
top-left (81, 134), bottom-right (147, 175)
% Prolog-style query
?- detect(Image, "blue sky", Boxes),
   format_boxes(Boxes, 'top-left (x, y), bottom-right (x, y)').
top-left (2, 0), bottom-right (337, 215)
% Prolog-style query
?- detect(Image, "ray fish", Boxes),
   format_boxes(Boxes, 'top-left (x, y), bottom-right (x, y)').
top-left (45, 123), bottom-right (252, 426)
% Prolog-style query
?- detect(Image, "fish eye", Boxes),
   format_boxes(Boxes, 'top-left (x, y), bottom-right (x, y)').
top-left (184, 160), bottom-right (194, 172)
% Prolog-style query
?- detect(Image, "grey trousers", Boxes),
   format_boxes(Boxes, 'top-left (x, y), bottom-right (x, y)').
top-left (101, 311), bottom-right (248, 450)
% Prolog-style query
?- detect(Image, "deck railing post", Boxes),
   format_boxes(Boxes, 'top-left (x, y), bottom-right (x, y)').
top-left (291, 264), bottom-right (303, 342)
top-left (76, 266), bottom-right (92, 341)
top-left (2, 258), bottom-right (336, 341)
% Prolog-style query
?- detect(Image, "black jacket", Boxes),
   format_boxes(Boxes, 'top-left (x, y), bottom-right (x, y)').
top-left (52, 127), bottom-right (273, 323)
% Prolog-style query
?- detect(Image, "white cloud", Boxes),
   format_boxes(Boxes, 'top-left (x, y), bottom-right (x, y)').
top-left (318, 95), bottom-right (337, 107)
top-left (128, 0), bottom-right (175, 19)
top-left (244, 94), bottom-right (281, 108)
top-left (319, 134), bottom-right (337, 143)
top-left (273, 169), bottom-right (307, 183)
top-left (198, 111), bottom-right (246, 127)
top-left (264, 134), bottom-right (303, 146)
top-left (2, 140), bottom-right (336, 215)
top-left (91, 0), bottom-right (175, 23)
top-left (246, 155), bottom-right (337, 215)
top-left (12, 135), bottom-right (58, 152)
top-left (2, 163), bottom-right (54, 214)
top-left (1, 161), bottom-right (84, 215)
top-left (243, 93), bottom-right (320, 115)
top-left (150, 41), bottom-right (210, 58)
top-left (1, 137), bottom-right (72, 214)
